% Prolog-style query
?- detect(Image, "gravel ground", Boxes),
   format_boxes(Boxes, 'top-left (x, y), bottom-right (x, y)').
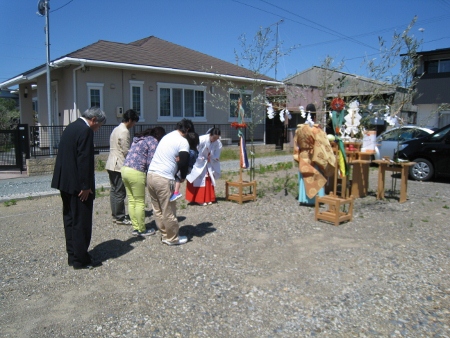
top-left (1, 157), bottom-right (449, 337)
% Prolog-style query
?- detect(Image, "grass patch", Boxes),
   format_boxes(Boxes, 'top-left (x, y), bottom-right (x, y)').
top-left (271, 173), bottom-right (297, 195)
top-left (96, 159), bottom-right (106, 171)
top-left (95, 186), bottom-right (107, 197)
top-left (220, 148), bottom-right (240, 161)
top-left (260, 150), bottom-right (290, 157)
top-left (4, 199), bottom-right (17, 207)
top-left (256, 161), bottom-right (293, 174)
top-left (220, 149), bottom-right (290, 162)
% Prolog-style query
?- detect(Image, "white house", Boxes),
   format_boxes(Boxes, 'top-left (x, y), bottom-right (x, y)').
top-left (0, 36), bottom-right (281, 146)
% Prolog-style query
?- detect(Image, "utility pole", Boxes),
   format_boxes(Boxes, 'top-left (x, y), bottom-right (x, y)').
top-left (268, 19), bottom-right (284, 81)
top-left (37, 0), bottom-right (53, 156)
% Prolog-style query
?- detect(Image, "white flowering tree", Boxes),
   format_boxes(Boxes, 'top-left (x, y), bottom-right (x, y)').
top-left (207, 25), bottom-right (297, 181)
top-left (315, 18), bottom-right (426, 142)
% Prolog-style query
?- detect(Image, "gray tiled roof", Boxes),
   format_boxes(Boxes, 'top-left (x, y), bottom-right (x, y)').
top-left (66, 36), bottom-right (274, 81)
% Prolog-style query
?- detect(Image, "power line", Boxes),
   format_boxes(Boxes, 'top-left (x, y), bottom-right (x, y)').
top-left (232, 0), bottom-right (378, 51)
top-left (437, 0), bottom-right (450, 11)
top-left (232, 0), bottom-right (450, 53)
top-left (50, 0), bottom-right (74, 13)
top-left (344, 36), bottom-right (450, 62)
top-left (258, 0), bottom-right (379, 51)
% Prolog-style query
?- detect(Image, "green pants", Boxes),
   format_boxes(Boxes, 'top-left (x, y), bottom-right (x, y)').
top-left (121, 166), bottom-right (147, 232)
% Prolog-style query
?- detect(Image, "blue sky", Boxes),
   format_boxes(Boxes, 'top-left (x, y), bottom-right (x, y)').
top-left (1, 0), bottom-right (450, 85)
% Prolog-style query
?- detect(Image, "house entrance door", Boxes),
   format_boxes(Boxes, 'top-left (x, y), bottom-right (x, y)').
top-left (51, 81), bottom-right (59, 125)
top-left (265, 116), bottom-right (286, 150)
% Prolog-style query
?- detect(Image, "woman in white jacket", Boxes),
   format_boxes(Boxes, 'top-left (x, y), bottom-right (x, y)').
top-left (186, 128), bottom-right (222, 205)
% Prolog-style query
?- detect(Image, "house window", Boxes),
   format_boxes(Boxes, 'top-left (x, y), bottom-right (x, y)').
top-left (440, 59), bottom-right (450, 73)
top-left (32, 99), bottom-right (38, 113)
top-left (399, 111), bottom-right (417, 125)
top-left (87, 83), bottom-right (104, 110)
top-left (229, 89), bottom-right (252, 120)
top-left (130, 80), bottom-right (144, 121)
top-left (425, 60), bottom-right (438, 74)
top-left (160, 88), bottom-right (171, 117)
top-left (425, 59), bottom-right (450, 74)
top-left (173, 88), bottom-right (183, 117)
top-left (157, 83), bottom-right (206, 120)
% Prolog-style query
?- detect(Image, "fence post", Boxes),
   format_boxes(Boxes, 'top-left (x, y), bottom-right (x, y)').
top-left (16, 124), bottom-right (29, 172)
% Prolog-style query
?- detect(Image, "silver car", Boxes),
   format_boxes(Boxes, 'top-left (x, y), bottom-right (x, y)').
top-left (374, 126), bottom-right (434, 160)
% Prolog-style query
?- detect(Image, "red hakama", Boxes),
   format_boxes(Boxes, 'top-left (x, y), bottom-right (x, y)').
top-left (186, 176), bottom-right (216, 204)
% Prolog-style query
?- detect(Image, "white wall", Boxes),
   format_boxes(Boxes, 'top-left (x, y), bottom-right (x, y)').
top-left (417, 103), bottom-right (440, 128)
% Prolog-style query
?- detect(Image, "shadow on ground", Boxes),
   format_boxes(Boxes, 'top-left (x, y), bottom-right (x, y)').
top-left (180, 222), bottom-right (216, 239)
top-left (144, 217), bottom-right (215, 240)
top-left (90, 236), bottom-right (144, 262)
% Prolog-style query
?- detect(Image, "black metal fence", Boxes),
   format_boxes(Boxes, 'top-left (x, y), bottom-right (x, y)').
top-left (0, 130), bottom-right (17, 166)
top-left (29, 123), bottom-right (270, 158)
top-left (0, 125), bottom-right (29, 171)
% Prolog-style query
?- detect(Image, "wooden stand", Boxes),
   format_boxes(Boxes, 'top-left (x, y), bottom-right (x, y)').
top-left (315, 192), bottom-right (354, 226)
top-left (372, 160), bottom-right (416, 203)
top-left (347, 159), bottom-right (370, 198)
top-left (225, 168), bottom-right (257, 204)
top-left (328, 142), bottom-right (370, 198)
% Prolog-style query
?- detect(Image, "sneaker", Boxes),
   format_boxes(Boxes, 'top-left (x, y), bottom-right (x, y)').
top-left (138, 228), bottom-right (156, 237)
top-left (207, 202), bottom-right (213, 205)
top-left (116, 218), bottom-right (132, 225)
top-left (162, 236), bottom-right (188, 246)
top-left (131, 229), bottom-right (139, 236)
top-left (201, 202), bottom-right (208, 206)
top-left (170, 192), bottom-right (183, 202)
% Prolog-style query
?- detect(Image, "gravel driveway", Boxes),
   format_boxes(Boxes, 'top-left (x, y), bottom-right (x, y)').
top-left (0, 159), bottom-right (449, 337)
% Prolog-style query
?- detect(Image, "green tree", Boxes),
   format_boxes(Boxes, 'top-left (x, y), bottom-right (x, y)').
top-left (0, 98), bottom-right (20, 130)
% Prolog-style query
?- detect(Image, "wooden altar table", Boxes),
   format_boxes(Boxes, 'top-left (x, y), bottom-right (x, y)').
top-left (372, 160), bottom-right (416, 203)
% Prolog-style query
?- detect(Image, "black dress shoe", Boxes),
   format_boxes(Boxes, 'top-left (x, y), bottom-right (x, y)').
top-left (73, 260), bottom-right (102, 270)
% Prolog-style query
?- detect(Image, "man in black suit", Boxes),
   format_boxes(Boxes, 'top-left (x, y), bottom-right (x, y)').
top-left (51, 107), bottom-right (107, 269)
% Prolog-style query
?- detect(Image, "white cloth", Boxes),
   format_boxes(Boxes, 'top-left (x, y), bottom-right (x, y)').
top-left (148, 130), bottom-right (190, 180)
top-left (187, 134), bottom-right (222, 187)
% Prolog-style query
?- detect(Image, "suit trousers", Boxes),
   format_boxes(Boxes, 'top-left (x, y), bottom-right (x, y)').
top-left (147, 173), bottom-right (179, 243)
top-left (107, 170), bottom-right (126, 220)
top-left (60, 191), bottom-right (93, 268)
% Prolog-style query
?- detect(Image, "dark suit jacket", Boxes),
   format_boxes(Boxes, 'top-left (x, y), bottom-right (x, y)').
top-left (51, 118), bottom-right (96, 197)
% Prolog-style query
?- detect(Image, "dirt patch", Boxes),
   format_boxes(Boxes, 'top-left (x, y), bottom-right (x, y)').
top-left (1, 167), bottom-right (449, 337)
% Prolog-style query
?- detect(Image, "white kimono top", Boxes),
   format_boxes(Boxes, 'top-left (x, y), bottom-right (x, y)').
top-left (187, 134), bottom-right (222, 187)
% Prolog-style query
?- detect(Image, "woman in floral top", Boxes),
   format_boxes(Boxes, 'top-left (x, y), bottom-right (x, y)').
top-left (121, 127), bottom-right (166, 237)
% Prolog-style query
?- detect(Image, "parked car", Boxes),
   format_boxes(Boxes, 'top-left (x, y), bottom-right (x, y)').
top-left (397, 123), bottom-right (450, 181)
top-left (374, 126), bottom-right (434, 160)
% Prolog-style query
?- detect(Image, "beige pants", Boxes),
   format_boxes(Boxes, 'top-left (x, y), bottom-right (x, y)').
top-left (146, 173), bottom-right (179, 242)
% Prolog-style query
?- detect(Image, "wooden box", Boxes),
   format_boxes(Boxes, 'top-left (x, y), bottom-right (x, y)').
top-left (315, 193), bottom-right (354, 226)
top-left (225, 180), bottom-right (257, 204)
